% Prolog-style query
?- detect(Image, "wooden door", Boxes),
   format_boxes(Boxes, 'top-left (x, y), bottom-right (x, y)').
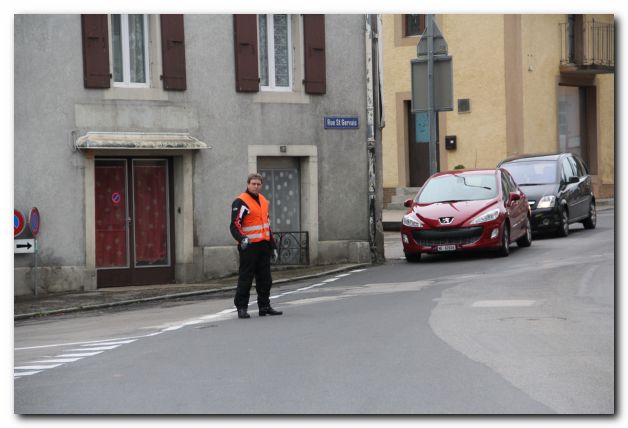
top-left (95, 158), bottom-right (175, 287)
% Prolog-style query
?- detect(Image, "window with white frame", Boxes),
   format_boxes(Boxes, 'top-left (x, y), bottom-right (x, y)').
top-left (111, 14), bottom-right (150, 87)
top-left (258, 14), bottom-right (292, 91)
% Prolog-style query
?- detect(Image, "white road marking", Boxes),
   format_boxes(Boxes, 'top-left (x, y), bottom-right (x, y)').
top-left (323, 278), bottom-right (339, 283)
top-left (350, 269), bottom-right (367, 273)
top-left (55, 352), bottom-right (104, 357)
top-left (16, 337), bottom-right (140, 351)
top-left (472, 300), bottom-right (536, 307)
top-left (15, 364), bottom-right (63, 370)
top-left (14, 370), bottom-right (41, 377)
top-left (30, 358), bottom-right (82, 363)
top-left (69, 345), bottom-right (120, 351)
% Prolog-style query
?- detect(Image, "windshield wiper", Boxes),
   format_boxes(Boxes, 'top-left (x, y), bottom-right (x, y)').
top-left (452, 173), bottom-right (493, 190)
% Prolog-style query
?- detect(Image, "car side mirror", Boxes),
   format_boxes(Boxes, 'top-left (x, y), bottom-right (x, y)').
top-left (509, 192), bottom-right (521, 202)
top-left (403, 199), bottom-right (413, 208)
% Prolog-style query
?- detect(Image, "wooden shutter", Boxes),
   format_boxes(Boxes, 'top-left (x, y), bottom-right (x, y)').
top-left (303, 14), bottom-right (326, 95)
top-left (233, 15), bottom-right (260, 92)
top-left (81, 15), bottom-right (110, 89)
top-left (161, 15), bottom-right (187, 91)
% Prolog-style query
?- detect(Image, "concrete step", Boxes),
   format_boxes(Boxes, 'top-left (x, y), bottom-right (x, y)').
top-left (382, 209), bottom-right (406, 231)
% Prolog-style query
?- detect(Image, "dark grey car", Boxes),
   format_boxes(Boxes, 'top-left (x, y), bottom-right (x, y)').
top-left (497, 153), bottom-right (596, 237)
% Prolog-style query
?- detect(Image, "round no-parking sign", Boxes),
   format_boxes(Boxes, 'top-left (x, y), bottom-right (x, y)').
top-left (29, 207), bottom-right (41, 237)
top-left (112, 192), bottom-right (121, 205)
top-left (14, 209), bottom-right (25, 237)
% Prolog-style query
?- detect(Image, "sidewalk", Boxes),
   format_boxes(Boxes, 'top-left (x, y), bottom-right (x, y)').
top-left (14, 263), bottom-right (368, 321)
top-left (382, 198), bottom-right (614, 232)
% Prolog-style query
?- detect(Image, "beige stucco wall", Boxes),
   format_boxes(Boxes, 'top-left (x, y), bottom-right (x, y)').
top-left (381, 14), bottom-right (415, 188)
top-left (381, 14), bottom-right (614, 196)
top-left (597, 73), bottom-right (615, 188)
top-left (520, 15), bottom-right (564, 154)
top-left (442, 15), bottom-right (507, 169)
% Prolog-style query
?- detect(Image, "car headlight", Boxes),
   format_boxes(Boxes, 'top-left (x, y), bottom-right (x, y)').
top-left (402, 213), bottom-right (424, 228)
top-left (537, 195), bottom-right (556, 209)
top-left (470, 208), bottom-right (500, 224)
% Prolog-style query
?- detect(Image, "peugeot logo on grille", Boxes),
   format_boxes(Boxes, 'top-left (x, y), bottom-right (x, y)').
top-left (439, 217), bottom-right (454, 225)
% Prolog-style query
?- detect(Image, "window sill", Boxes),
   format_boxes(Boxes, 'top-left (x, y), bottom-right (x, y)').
top-left (253, 90), bottom-right (310, 104)
top-left (104, 86), bottom-right (169, 101)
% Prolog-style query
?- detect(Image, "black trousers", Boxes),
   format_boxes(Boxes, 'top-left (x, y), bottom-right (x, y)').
top-left (234, 241), bottom-right (273, 309)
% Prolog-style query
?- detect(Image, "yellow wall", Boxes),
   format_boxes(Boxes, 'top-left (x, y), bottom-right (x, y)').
top-left (381, 14), bottom-right (415, 188)
top-left (521, 15), bottom-right (564, 154)
top-left (381, 14), bottom-right (614, 197)
top-left (441, 15), bottom-right (507, 170)
top-left (597, 73), bottom-right (615, 190)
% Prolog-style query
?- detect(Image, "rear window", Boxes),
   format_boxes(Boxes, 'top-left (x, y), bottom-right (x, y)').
top-left (417, 174), bottom-right (498, 204)
top-left (501, 160), bottom-right (558, 185)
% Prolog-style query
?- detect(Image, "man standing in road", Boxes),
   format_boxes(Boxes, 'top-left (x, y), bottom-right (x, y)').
top-left (230, 173), bottom-right (283, 319)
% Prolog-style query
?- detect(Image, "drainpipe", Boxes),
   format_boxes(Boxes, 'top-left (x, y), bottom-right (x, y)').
top-left (365, 14), bottom-right (385, 263)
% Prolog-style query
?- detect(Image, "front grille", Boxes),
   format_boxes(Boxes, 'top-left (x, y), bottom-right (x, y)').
top-left (528, 200), bottom-right (537, 210)
top-left (412, 227), bottom-right (484, 246)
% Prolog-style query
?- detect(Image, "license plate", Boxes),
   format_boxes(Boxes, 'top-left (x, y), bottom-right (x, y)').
top-left (436, 245), bottom-right (456, 252)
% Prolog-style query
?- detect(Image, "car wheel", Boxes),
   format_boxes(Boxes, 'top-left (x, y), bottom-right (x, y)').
top-left (498, 223), bottom-right (510, 257)
top-left (405, 252), bottom-right (421, 263)
top-left (517, 217), bottom-right (532, 248)
top-left (556, 206), bottom-right (569, 237)
top-left (582, 201), bottom-right (597, 230)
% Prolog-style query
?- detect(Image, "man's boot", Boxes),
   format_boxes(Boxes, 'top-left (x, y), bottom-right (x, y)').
top-left (237, 308), bottom-right (250, 319)
top-left (259, 306), bottom-right (283, 316)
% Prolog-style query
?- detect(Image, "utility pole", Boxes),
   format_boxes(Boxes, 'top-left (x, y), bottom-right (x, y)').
top-left (365, 14), bottom-right (385, 263)
top-left (426, 14), bottom-right (438, 176)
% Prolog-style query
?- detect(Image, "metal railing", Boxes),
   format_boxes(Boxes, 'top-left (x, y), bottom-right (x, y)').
top-left (560, 20), bottom-right (615, 69)
top-left (271, 231), bottom-right (309, 265)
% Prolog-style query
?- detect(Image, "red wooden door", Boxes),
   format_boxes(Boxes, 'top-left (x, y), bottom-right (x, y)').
top-left (95, 158), bottom-right (175, 287)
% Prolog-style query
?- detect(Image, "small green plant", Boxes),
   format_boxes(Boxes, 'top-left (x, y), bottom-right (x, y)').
top-left (453, 164), bottom-right (465, 170)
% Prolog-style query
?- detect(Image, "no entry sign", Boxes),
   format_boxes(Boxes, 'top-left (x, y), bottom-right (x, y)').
top-left (14, 209), bottom-right (25, 237)
top-left (29, 207), bottom-right (41, 237)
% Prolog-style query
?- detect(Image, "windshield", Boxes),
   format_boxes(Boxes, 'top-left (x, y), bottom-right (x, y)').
top-left (501, 160), bottom-right (558, 185)
top-left (417, 174), bottom-right (498, 204)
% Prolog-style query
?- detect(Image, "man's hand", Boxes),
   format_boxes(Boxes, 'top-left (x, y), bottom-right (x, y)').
top-left (240, 237), bottom-right (249, 250)
top-left (271, 249), bottom-right (279, 263)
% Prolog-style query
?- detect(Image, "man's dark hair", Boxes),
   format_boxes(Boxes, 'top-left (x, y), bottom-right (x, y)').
top-left (247, 173), bottom-right (263, 184)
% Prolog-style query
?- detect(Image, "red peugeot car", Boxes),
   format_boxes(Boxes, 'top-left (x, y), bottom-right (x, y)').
top-left (401, 169), bottom-right (532, 262)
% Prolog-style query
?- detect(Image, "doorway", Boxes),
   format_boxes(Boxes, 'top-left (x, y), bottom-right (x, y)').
top-left (406, 100), bottom-right (439, 186)
top-left (94, 158), bottom-right (175, 287)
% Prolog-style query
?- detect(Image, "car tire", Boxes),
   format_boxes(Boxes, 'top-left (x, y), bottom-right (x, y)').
top-left (517, 217), bottom-right (532, 248)
top-left (556, 206), bottom-right (569, 237)
top-left (582, 201), bottom-right (597, 230)
top-left (498, 223), bottom-right (510, 257)
top-left (405, 252), bottom-right (421, 263)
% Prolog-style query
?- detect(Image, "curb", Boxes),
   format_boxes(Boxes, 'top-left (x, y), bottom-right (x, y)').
top-left (14, 263), bottom-right (370, 321)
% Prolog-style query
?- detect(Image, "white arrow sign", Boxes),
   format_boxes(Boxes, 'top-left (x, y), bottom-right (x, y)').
top-left (14, 239), bottom-right (35, 254)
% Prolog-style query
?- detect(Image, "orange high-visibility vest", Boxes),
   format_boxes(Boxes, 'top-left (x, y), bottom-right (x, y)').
top-left (238, 192), bottom-right (271, 243)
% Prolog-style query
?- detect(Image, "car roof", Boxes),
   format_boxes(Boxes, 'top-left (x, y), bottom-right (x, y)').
top-left (499, 153), bottom-right (567, 164)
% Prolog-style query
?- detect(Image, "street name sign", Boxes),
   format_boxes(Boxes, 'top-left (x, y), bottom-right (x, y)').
top-left (324, 116), bottom-right (359, 129)
top-left (14, 239), bottom-right (35, 254)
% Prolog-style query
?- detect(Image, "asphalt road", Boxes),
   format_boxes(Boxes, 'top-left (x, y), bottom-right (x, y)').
top-left (14, 209), bottom-right (614, 414)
